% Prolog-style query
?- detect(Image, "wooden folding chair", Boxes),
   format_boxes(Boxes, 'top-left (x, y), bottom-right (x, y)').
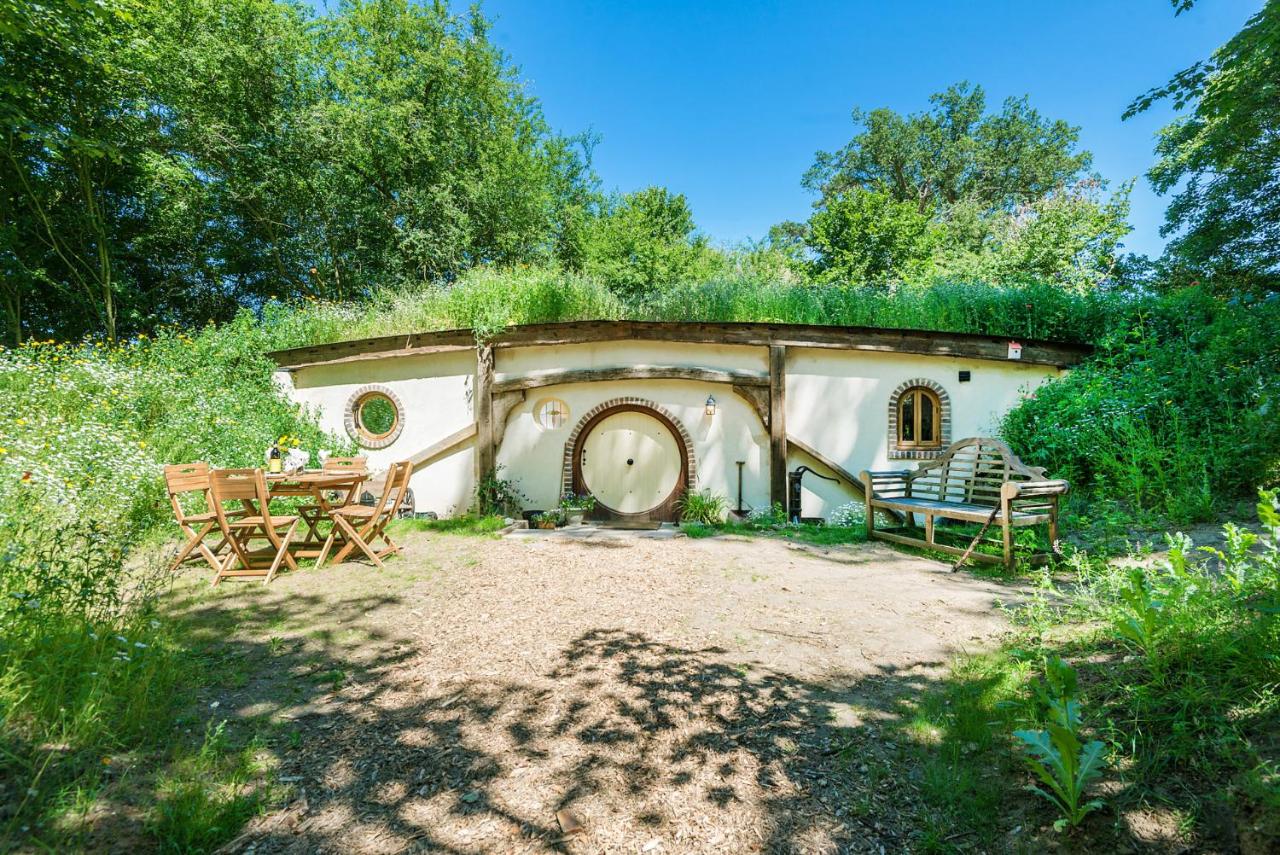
top-left (297, 456), bottom-right (367, 542)
top-left (208, 468), bottom-right (300, 585)
top-left (315, 461), bottom-right (412, 570)
top-left (164, 462), bottom-right (238, 574)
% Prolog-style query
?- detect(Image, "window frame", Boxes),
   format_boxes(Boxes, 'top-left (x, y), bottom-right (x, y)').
top-left (354, 392), bottom-right (400, 442)
top-left (343, 384), bottom-right (405, 449)
top-left (896, 386), bottom-right (943, 450)
top-left (533, 397), bottom-right (569, 430)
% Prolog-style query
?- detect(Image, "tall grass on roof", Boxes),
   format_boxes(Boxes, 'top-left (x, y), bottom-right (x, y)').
top-left (263, 266), bottom-right (1117, 347)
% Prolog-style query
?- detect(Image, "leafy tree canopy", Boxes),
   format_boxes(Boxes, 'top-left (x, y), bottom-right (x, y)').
top-left (576, 187), bottom-right (724, 301)
top-left (1126, 0), bottom-right (1280, 286)
top-left (805, 189), bottom-right (936, 284)
top-left (0, 0), bottom-right (600, 343)
top-left (803, 82), bottom-right (1093, 215)
top-left (786, 83), bottom-right (1126, 290)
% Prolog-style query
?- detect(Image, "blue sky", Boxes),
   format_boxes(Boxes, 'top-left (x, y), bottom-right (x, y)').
top-left (472, 0), bottom-right (1260, 259)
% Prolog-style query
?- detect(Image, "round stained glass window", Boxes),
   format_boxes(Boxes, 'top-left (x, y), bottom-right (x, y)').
top-left (534, 398), bottom-right (568, 430)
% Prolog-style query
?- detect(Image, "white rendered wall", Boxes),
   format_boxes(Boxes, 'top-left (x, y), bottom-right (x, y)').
top-left (284, 351), bottom-right (477, 517)
top-left (277, 339), bottom-right (1063, 520)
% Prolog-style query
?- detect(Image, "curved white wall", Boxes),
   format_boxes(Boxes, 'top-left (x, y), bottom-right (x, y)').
top-left (280, 339), bottom-right (1062, 519)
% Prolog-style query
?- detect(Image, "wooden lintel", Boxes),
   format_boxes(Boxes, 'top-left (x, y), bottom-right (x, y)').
top-left (491, 364), bottom-right (770, 394)
top-left (276, 343), bottom-right (473, 371)
top-left (406, 423), bottom-right (477, 472)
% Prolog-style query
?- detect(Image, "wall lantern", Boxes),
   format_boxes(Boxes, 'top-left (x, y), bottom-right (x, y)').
top-left (705, 394), bottom-right (717, 416)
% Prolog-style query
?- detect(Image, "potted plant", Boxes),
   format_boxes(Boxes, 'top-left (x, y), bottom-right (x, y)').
top-left (532, 511), bottom-right (561, 530)
top-left (559, 492), bottom-right (596, 526)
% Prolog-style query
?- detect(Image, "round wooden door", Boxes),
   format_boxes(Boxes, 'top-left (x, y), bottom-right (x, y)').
top-left (578, 409), bottom-right (683, 518)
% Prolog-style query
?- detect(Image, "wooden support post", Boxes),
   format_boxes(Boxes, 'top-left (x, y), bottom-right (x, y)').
top-left (769, 345), bottom-right (787, 511)
top-left (474, 345), bottom-right (495, 487)
top-left (861, 472), bottom-right (875, 538)
top-left (1049, 495), bottom-right (1060, 549)
top-left (1001, 497), bottom-right (1014, 570)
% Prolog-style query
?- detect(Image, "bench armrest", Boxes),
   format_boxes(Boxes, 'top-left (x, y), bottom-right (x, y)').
top-left (1000, 479), bottom-right (1070, 500)
top-left (860, 469), bottom-right (911, 498)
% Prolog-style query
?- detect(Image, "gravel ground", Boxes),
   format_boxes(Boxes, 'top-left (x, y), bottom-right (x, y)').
top-left (167, 528), bottom-right (1028, 854)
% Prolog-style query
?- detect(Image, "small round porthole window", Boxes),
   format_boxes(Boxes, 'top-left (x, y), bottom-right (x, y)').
top-left (534, 398), bottom-right (568, 430)
top-left (344, 385), bottom-right (404, 449)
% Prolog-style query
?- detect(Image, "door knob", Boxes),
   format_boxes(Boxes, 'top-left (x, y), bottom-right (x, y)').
top-left (626, 458), bottom-right (634, 466)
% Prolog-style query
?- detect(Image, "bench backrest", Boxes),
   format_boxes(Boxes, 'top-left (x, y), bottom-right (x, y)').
top-left (906, 437), bottom-right (1047, 507)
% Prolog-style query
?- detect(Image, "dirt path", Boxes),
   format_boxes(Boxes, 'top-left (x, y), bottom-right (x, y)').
top-left (167, 529), bottom-right (1027, 854)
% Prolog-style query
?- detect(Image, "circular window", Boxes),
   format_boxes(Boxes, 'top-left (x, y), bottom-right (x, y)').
top-left (358, 394), bottom-right (397, 438)
top-left (344, 385), bottom-right (404, 448)
top-left (534, 398), bottom-right (569, 430)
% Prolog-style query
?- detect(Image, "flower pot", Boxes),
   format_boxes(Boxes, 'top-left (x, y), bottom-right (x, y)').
top-left (565, 512), bottom-right (585, 526)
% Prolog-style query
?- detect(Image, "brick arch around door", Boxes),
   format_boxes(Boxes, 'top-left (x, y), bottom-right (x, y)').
top-left (562, 397), bottom-right (697, 521)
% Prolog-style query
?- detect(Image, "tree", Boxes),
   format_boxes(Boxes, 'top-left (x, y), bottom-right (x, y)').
top-left (939, 179), bottom-right (1133, 292)
top-left (804, 83), bottom-right (1092, 216)
top-left (790, 83), bottom-right (1127, 288)
top-left (576, 187), bottom-right (723, 300)
top-left (1126, 1), bottom-right (1280, 286)
top-left (0, 0), bottom-right (153, 342)
top-left (805, 189), bottom-right (935, 284)
top-left (0, 0), bottom-right (600, 342)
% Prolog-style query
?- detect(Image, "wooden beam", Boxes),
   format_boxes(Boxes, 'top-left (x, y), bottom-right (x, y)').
top-left (490, 364), bottom-right (769, 394)
top-left (731, 384), bottom-right (770, 431)
top-left (491, 389), bottom-right (525, 456)
top-left (275, 342), bottom-right (473, 371)
top-left (269, 320), bottom-right (1091, 370)
top-left (474, 345), bottom-right (494, 483)
top-left (406, 423), bottom-right (477, 472)
top-left (785, 435), bottom-right (863, 498)
top-left (769, 345), bottom-right (787, 510)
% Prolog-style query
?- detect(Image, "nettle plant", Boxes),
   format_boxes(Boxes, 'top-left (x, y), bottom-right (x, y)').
top-left (1110, 488), bottom-right (1280, 670)
top-left (1014, 657), bottom-right (1108, 832)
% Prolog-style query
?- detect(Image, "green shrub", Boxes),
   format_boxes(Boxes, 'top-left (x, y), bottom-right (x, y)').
top-left (1023, 491), bottom-right (1278, 831)
top-left (675, 489), bottom-right (728, 524)
top-left (1002, 288), bottom-right (1280, 525)
top-left (827, 501), bottom-right (866, 528)
top-left (0, 507), bottom-right (180, 845)
top-left (0, 314), bottom-right (350, 540)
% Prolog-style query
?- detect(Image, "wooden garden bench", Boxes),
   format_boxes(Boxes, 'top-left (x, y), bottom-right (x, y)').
top-left (859, 437), bottom-right (1068, 569)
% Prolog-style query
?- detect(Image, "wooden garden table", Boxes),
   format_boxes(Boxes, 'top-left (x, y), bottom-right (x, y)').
top-left (266, 470), bottom-right (368, 558)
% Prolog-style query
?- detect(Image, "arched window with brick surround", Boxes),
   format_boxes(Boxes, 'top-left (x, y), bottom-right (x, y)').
top-left (888, 379), bottom-right (951, 459)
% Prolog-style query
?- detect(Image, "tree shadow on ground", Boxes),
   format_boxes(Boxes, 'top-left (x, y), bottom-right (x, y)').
top-left (201, 622), bottom-right (963, 853)
top-left (68, 584), bottom-right (414, 853)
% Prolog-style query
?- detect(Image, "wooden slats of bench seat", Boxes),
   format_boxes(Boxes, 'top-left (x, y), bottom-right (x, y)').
top-left (873, 497), bottom-right (1050, 525)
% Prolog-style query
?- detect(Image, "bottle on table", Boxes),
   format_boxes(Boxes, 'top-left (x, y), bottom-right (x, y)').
top-left (268, 443), bottom-right (283, 474)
